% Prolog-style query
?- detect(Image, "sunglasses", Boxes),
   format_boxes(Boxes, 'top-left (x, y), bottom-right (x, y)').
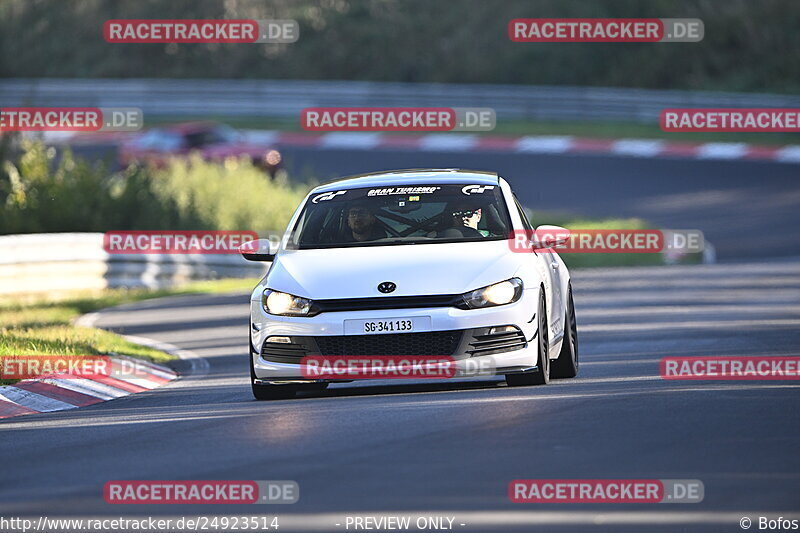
top-left (452, 209), bottom-right (480, 218)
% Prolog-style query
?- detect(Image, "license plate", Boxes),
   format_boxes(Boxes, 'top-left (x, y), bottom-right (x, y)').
top-left (344, 317), bottom-right (431, 335)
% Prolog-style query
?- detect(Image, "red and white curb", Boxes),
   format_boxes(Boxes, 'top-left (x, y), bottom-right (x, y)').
top-left (0, 312), bottom-right (203, 420)
top-left (0, 355), bottom-right (177, 419)
top-left (248, 131), bottom-right (800, 164)
top-left (33, 130), bottom-right (800, 164)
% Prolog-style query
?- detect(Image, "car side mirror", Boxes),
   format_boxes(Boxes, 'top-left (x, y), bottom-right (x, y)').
top-left (532, 225), bottom-right (570, 248)
top-left (240, 238), bottom-right (276, 261)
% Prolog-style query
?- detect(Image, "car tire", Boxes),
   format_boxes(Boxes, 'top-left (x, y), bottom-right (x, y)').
top-left (506, 288), bottom-right (550, 387)
top-left (249, 334), bottom-right (296, 400)
top-left (551, 283), bottom-right (579, 379)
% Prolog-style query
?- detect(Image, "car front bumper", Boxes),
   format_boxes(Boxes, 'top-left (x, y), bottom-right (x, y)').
top-left (250, 289), bottom-right (541, 382)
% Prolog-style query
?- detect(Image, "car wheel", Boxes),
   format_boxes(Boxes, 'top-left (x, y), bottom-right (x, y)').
top-left (551, 283), bottom-right (579, 379)
top-left (506, 288), bottom-right (550, 387)
top-left (249, 335), bottom-right (296, 400)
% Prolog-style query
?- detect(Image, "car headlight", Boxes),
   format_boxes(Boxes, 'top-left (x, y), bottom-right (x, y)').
top-left (459, 278), bottom-right (523, 309)
top-left (262, 289), bottom-right (313, 316)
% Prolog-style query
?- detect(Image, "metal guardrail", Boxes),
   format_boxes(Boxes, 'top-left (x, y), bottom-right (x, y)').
top-left (2, 79), bottom-right (799, 124)
top-left (0, 233), bottom-right (266, 296)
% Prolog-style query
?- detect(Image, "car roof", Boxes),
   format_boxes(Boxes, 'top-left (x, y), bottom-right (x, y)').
top-left (312, 169), bottom-right (499, 193)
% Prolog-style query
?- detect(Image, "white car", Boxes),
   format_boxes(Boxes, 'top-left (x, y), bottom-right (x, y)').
top-left (243, 169), bottom-right (578, 400)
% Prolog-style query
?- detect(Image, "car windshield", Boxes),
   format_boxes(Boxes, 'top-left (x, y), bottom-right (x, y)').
top-left (288, 183), bottom-right (512, 249)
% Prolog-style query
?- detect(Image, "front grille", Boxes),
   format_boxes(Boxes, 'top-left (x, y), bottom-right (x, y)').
top-left (314, 330), bottom-right (463, 356)
top-left (466, 327), bottom-right (527, 357)
top-left (260, 327), bottom-right (524, 365)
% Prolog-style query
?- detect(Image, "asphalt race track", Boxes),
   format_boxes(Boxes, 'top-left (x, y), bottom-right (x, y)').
top-left (3, 259), bottom-right (799, 532)
top-left (4, 143), bottom-right (799, 531)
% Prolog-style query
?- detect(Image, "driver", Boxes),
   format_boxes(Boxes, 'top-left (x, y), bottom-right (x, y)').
top-left (344, 202), bottom-right (387, 242)
top-left (449, 202), bottom-right (489, 237)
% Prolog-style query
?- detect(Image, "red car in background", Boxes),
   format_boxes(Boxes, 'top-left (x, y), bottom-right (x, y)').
top-left (118, 122), bottom-right (282, 177)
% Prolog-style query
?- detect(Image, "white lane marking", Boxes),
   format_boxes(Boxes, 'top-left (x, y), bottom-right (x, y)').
top-left (612, 139), bottom-right (665, 157)
top-left (568, 375), bottom-right (662, 384)
top-left (419, 134), bottom-right (477, 151)
top-left (0, 410), bottom-right (265, 429)
top-left (697, 142), bottom-right (748, 159)
top-left (320, 132), bottom-right (381, 149)
top-left (516, 135), bottom-right (573, 153)
top-left (0, 388), bottom-right (76, 412)
top-left (776, 145), bottom-right (800, 163)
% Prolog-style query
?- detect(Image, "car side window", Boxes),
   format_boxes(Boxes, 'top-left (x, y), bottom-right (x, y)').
top-left (513, 195), bottom-right (533, 231)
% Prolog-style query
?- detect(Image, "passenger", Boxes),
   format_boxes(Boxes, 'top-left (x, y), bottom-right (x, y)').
top-left (447, 202), bottom-right (489, 237)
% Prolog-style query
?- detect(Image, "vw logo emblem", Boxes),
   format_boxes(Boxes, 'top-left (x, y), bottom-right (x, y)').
top-left (377, 281), bottom-right (396, 294)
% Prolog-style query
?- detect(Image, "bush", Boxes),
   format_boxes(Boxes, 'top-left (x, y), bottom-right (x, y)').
top-left (0, 140), bottom-right (312, 234)
top-left (146, 154), bottom-right (310, 233)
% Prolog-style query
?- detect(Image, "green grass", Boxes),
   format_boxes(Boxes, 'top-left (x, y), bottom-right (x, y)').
top-left (144, 115), bottom-right (800, 146)
top-left (0, 277), bottom-right (261, 385)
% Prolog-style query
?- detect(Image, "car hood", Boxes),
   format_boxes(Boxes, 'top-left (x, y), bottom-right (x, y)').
top-left (265, 240), bottom-right (523, 300)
